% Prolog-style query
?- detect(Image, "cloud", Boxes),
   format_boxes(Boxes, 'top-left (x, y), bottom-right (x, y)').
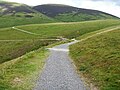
top-left (91, 0), bottom-right (120, 6)
top-left (3, 0), bottom-right (75, 6)
top-left (74, 0), bottom-right (120, 18)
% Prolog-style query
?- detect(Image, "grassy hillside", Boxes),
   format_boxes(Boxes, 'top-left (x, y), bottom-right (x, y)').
top-left (33, 4), bottom-right (119, 22)
top-left (10, 19), bottom-right (120, 39)
top-left (54, 13), bottom-right (117, 22)
top-left (0, 40), bottom-right (56, 63)
top-left (0, 1), bottom-right (35, 15)
top-left (0, 20), bottom-right (120, 40)
top-left (0, 14), bottom-right (55, 28)
top-left (70, 29), bottom-right (120, 90)
top-left (0, 2), bottom-right (119, 28)
top-left (0, 48), bottom-right (48, 90)
top-left (0, 1), bottom-right (56, 28)
top-left (0, 1), bottom-right (120, 89)
top-left (0, 19), bottom-right (120, 63)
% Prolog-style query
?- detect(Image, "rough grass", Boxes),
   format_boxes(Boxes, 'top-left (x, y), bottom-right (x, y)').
top-left (0, 40), bottom-right (56, 63)
top-left (0, 48), bottom-right (48, 90)
top-left (70, 29), bottom-right (120, 90)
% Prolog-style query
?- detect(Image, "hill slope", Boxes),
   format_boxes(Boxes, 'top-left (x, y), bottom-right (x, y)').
top-left (0, 1), bottom-right (55, 28)
top-left (33, 4), bottom-right (119, 22)
top-left (0, 19), bottom-right (120, 63)
top-left (70, 28), bottom-right (120, 90)
top-left (0, 1), bottom-right (35, 15)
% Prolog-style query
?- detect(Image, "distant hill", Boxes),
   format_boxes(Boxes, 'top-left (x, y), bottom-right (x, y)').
top-left (0, 1), bottom-right (35, 15)
top-left (33, 4), bottom-right (119, 22)
top-left (0, 1), bottom-right (119, 28)
top-left (0, 1), bottom-right (55, 28)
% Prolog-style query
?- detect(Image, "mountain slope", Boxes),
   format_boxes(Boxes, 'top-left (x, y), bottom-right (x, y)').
top-left (0, 1), bottom-right (55, 28)
top-left (0, 1), bottom-right (35, 15)
top-left (33, 4), bottom-right (119, 22)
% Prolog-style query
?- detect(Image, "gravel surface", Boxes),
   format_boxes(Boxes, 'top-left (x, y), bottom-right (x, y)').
top-left (33, 40), bottom-right (87, 90)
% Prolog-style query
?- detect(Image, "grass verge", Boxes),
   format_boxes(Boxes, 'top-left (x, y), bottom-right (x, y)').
top-left (0, 48), bottom-right (48, 90)
top-left (70, 29), bottom-right (120, 90)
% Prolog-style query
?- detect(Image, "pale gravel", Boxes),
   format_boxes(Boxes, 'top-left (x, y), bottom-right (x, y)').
top-left (33, 40), bottom-right (87, 90)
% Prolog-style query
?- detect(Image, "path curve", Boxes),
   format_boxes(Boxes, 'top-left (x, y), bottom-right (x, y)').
top-left (12, 27), bottom-right (40, 35)
top-left (33, 26), bottom-right (120, 90)
top-left (33, 40), bottom-right (86, 90)
top-left (78, 26), bottom-right (120, 42)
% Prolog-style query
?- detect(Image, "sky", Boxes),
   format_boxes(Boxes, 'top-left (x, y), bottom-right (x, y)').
top-left (2, 0), bottom-right (120, 18)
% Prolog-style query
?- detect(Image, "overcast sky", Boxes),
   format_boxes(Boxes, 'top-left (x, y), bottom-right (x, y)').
top-left (3, 0), bottom-right (120, 18)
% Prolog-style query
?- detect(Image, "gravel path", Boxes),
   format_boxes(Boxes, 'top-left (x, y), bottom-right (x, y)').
top-left (33, 40), bottom-right (87, 90)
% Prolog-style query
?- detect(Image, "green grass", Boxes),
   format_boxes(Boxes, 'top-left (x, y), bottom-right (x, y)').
top-left (55, 13), bottom-right (117, 22)
top-left (0, 18), bottom-right (120, 90)
top-left (16, 19), bottom-right (120, 39)
top-left (0, 40), bottom-right (56, 63)
top-left (0, 19), bottom-right (120, 63)
top-left (0, 28), bottom-right (38, 40)
top-left (70, 29), bottom-right (120, 90)
top-left (0, 19), bottom-right (120, 40)
top-left (0, 48), bottom-right (48, 90)
top-left (76, 25), bottom-right (120, 40)
top-left (0, 14), bottom-right (56, 28)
